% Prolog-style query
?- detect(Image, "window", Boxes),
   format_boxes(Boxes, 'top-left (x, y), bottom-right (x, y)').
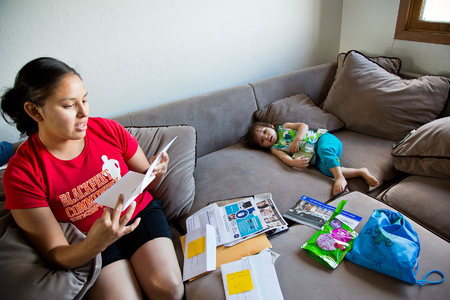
top-left (395, 0), bottom-right (450, 45)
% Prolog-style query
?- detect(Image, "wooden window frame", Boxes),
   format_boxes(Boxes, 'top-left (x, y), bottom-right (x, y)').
top-left (395, 0), bottom-right (450, 45)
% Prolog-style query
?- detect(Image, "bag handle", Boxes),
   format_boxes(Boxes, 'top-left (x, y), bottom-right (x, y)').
top-left (414, 265), bottom-right (445, 285)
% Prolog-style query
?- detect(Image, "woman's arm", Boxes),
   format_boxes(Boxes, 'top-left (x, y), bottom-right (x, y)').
top-left (11, 195), bottom-right (138, 270)
top-left (283, 122), bottom-right (309, 153)
top-left (126, 145), bottom-right (169, 192)
top-left (270, 148), bottom-right (309, 170)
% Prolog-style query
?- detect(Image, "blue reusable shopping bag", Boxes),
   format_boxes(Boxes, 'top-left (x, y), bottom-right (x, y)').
top-left (346, 209), bottom-right (445, 285)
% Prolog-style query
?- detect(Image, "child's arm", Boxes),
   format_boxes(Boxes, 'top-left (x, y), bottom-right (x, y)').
top-left (283, 122), bottom-right (309, 153)
top-left (270, 148), bottom-right (310, 170)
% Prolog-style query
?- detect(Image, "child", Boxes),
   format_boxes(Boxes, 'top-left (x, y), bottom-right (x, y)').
top-left (243, 122), bottom-right (379, 196)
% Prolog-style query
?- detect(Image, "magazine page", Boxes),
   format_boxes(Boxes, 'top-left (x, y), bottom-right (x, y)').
top-left (210, 193), bottom-right (288, 239)
top-left (253, 193), bottom-right (288, 236)
top-left (220, 197), bottom-right (268, 246)
top-left (283, 195), bottom-right (362, 230)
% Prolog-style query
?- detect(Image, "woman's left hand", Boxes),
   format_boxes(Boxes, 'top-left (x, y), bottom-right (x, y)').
top-left (149, 152), bottom-right (170, 177)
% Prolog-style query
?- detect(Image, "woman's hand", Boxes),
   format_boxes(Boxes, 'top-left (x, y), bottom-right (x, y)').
top-left (149, 152), bottom-right (169, 178)
top-left (85, 194), bottom-right (141, 253)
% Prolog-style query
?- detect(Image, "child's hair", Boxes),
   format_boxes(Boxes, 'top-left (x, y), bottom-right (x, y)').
top-left (1, 57), bottom-right (80, 137)
top-left (241, 122), bottom-right (275, 150)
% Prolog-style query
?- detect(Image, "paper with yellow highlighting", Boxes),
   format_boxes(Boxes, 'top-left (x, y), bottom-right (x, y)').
top-left (182, 224), bottom-right (216, 281)
top-left (220, 248), bottom-right (284, 300)
top-left (180, 233), bottom-right (272, 282)
top-left (226, 269), bottom-right (254, 295)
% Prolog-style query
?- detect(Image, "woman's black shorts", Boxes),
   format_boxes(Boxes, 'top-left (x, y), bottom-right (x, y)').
top-left (101, 198), bottom-right (172, 267)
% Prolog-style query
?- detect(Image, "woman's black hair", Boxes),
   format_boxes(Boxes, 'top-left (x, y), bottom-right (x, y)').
top-left (240, 121), bottom-right (275, 151)
top-left (1, 57), bottom-right (80, 137)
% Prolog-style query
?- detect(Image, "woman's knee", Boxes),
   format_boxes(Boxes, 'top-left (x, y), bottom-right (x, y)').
top-left (147, 273), bottom-right (184, 300)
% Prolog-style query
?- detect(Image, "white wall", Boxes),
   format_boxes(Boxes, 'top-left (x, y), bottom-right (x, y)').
top-left (340, 0), bottom-right (450, 76)
top-left (0, 0), bottom-right (343, 142)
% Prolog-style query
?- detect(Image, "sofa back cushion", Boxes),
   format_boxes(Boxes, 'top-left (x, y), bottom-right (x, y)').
top-left (323, 51), bottom-right (450, 142)
top-left (392, 117), bottom-right (450, 178)
top-left (115, 85), bottom-right (257, 157)
top-left (335, 52), bottom-right (402, 80)
top-left (254, 93), bottom-right (344, 132)
top-left (249, 63), bottom-right (337, 109)
top-left (126, 125), bottom-right (197, 220)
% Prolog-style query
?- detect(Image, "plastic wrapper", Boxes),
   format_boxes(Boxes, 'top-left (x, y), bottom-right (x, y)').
top-left (301, 199), bottom-right (357, 269)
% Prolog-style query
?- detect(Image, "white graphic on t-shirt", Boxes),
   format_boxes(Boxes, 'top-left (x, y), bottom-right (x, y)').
top-left (101, 155), bottom-right (121, 181)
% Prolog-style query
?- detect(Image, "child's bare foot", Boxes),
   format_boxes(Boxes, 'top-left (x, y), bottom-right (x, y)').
top-left (360, 167), bottom-right (379, 187)
top-left (333, 176), bottom-right (347, 196)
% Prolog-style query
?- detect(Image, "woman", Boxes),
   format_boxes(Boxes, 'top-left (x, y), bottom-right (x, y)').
top-left (1, 57), bottom-right (184, 299)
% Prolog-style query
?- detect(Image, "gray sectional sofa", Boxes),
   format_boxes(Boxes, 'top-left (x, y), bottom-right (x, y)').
top-left (1, 50), bottom-right (449, 299)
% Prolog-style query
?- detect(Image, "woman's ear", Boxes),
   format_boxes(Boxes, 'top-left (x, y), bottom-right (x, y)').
top-left (23, 102), bottom-right (43, 122)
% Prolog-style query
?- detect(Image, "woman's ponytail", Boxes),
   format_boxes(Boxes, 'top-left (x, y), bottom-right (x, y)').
top-left (0, 57), bottom-right (79, 137)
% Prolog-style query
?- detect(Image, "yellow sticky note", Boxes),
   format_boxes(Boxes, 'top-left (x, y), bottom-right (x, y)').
top-left (187, 236), bottom-right (206, 259)
top-left (226, 269), bottom-right (254, 295)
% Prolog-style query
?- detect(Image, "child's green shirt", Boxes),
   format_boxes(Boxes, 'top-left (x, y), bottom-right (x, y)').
top-left (271, 126), bottom-right (327, 164)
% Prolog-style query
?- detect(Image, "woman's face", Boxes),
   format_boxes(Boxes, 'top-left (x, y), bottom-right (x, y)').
top-left (37, 73), bottom-right (90, 144)
top-left (254, 126), bottom-right (277, 148)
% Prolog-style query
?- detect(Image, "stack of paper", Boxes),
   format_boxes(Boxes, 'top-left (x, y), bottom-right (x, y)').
top-left (220, 249), bottom-right (284, 300)
top-left (182, 224), bottom-right (216, 281)
top-left (186, 197), bottom-right (274, 247)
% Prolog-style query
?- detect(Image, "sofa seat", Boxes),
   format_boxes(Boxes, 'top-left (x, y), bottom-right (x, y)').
top-left (378, 175), bottom-right (450, 242)
top-left (333, 129), bottom-right (399, 194)
top-left (185, 192), bottom-right (450, 300)
top-left (180, 143), bottom-right (336, 230)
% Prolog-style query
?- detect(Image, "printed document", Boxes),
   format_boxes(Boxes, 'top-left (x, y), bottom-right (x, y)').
top-left (220, 248), bottom-right (284, 300)
top-left (182, 224), bottom-right (216, 281)
top-left (95, 137), bottom-right (177, 210)
top-left (186, 197), bottom-right (269, 246)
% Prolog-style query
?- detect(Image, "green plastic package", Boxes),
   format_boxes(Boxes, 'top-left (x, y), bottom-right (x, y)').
top-left (301, 200), bottom-right (357, 269)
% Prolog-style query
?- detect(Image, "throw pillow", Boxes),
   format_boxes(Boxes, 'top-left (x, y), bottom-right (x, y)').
top-left (0, 205), bottom-right (101, 300)
top-left (323, 50), bottom-right (450, 141)
top-left (254, 94), bottom-right (344, 132)
top-left (392, 117), bottom-right (450, 178)
top-left (126, 125), bottom-right (197, 221)
top-left (335, 52), bottom-right (402, 81)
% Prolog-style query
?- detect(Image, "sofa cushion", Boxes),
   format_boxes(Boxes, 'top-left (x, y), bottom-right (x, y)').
top-left (323, 50), bottom-right (450, 142)
top-left (249, 63), bottom-right (336, 109)
top-left (335, 52), bottom-right (401, 81)
top-left (0, 203), bottom-right (101, 300)
top-left (180, 143), bottom-right (336, 231)
top-left (126, 125), bottom-right (197, 221)
top-left (333, 130), bottom-right (398, 192)
top-left (115, 85), bottom-right (257, 157)
top-left (392, 117), bottom-right (450, 178)
top-left (185, 192), bottom-right (450, 300)
top-left (254, 94), bottom-right (344, 132)
top-left (378, 176), bottom-right (450, 242)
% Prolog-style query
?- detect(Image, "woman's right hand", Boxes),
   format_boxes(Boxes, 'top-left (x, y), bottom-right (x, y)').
top-left (85, 194), bottom-right (141, 253)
